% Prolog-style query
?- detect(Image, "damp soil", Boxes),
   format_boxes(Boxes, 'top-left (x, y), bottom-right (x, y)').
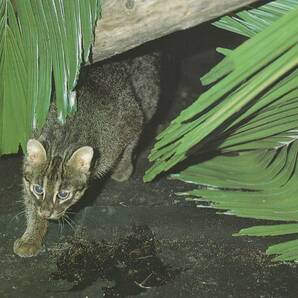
top-left (50, 225), bottom-right (181, 297)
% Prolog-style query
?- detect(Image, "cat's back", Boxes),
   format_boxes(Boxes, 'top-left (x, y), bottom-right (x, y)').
top-left (38, 53), bottom-right (160, 156)
top-left (75, 58), bottom-right (143, 136)
top-left (75, 52), bottom-right (160, 135)
top-left (77, 52), bottom-right (160, 119)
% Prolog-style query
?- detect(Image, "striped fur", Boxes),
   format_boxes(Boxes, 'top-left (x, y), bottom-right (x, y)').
top-left (14, 52), bottom-right (161, 257)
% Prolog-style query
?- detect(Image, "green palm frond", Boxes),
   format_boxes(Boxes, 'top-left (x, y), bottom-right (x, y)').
top-left (144, 0), bottom-right (298, 182)
top-left (0, 0), bottom-right (100, 154)
top-left (145, 0), bottom-right (298, 261)
top-left (213, 0), bottom-right (297, 37)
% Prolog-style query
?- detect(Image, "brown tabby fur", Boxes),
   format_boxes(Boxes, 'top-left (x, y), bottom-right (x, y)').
top-left (14, 53), bottom-right (160, 257)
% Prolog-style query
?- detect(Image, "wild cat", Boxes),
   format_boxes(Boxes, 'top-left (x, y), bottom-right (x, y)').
top-left (14, 52), bottom-right (160, 257)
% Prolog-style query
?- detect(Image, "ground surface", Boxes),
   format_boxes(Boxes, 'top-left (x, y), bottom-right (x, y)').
top-left (1, 23), bottom-right (298, 298)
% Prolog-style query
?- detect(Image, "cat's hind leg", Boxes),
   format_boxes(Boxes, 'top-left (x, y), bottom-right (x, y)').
top-left (130, 52), bottom-right (161, 123)
top-left (111, 138), bottom-right (139, 182)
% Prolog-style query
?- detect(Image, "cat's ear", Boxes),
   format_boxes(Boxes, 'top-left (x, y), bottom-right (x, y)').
top-left (26, 139), bottom-right (47, 165)
top-left (67, 146), bottom-right (94, 173)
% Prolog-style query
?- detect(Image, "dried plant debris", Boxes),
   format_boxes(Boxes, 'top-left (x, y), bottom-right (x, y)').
top-left (51, 225), bottom-right (181, 297)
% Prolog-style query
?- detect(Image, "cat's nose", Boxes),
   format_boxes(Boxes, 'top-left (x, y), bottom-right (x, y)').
top-left (38, 210), bottom-right (52, 219)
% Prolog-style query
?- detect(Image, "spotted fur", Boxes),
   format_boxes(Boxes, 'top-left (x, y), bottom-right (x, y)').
top-left (14, 53), bottom-right (161, 257)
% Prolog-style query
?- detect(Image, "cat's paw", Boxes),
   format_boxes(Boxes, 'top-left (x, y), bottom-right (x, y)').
top-left (111, 164), bottom-right (133, 182)
top-left (13, 238), bottom-right (42, 257)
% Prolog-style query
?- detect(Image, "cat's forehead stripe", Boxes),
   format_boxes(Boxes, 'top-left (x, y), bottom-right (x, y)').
top-left (52, 184), bottom-right (59, 204)
top-left (46, 156), bottom-right (63, 181)
top-left (41, 155), bottom-right (66, 204)
top-left (42, 176), bottom-right (47, 201)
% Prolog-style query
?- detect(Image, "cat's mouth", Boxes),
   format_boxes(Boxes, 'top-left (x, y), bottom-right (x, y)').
top-left (38, 210), bottom-right (64, 220)
top-left (52, 212), bottom-right (65, 220)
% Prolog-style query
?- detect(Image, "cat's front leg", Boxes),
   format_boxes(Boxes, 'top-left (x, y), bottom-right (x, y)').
top-left (14, 202), bottom-right (48, 257)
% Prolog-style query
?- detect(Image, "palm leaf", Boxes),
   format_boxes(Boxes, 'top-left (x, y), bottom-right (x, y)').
top-left (144, 1), bottom-right (298, 182)
top-left (213, 0), bottom-right (297, 37)
top-left (172, 77), bottom-right (298, 261)
top-left (145, 0), bottom-right (298, 261)
top-left (0, 0), bottom-right (100, 154)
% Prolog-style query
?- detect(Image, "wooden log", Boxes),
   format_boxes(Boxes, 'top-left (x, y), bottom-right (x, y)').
top-left (93, 0), bottom-right (259, 62)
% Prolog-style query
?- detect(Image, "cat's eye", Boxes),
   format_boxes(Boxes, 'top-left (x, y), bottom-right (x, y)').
top-left (57, 190), bottom-right (71, 200)
top-left (33, 184), bottom-right (44, 196)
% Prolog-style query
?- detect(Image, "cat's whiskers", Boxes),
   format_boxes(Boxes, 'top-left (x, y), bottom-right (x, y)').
top-left (66, 214), bottom-right (76, 229)
top-left (9, 210), bottom-right (26, 224)
top-left (63, 214), bottom-right (76, 232)
top-left (58, 218), bottom-right (64, 234)
top-left (15, 199), bottom-right (24, 203)
top-left (15, 200), bottom-right (26, 207)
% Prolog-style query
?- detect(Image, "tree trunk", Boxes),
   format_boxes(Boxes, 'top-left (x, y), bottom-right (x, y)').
top-left (93, 0), bottom-right (259, 62)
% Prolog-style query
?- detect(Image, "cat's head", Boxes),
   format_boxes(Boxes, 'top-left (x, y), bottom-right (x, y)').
top-left (23, 139), bottom-right (94, 220)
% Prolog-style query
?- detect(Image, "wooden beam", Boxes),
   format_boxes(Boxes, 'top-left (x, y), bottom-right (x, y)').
top-left (93, 0), bottom-right (259, 62)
